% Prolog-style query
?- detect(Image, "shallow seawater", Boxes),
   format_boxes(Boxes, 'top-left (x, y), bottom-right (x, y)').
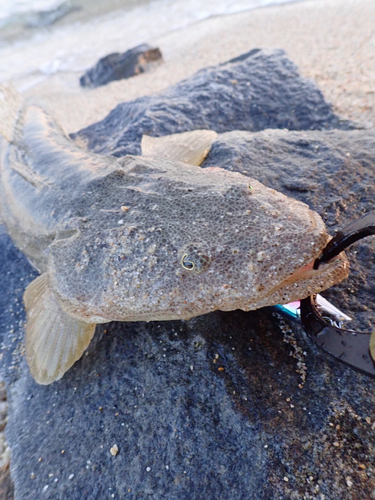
top-left (0, 0), bottom-right (305, 90)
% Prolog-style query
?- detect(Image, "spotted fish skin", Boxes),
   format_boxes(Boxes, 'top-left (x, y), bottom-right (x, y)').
top-left (0, 86), bottom-right (349, 384)
top-left (47, 158), bottom-right (346, 323)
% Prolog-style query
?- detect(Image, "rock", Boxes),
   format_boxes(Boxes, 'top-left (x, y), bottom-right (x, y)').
top-left (2, 50), bottom-right (375, 499)
top-left (74, 48), bottom-right (354, 156)
top-left (80, 44), bottom-right (163, 88)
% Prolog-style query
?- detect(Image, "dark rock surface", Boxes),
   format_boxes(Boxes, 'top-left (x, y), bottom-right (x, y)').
top-left (73, 48), bottom-right (354, 157)
top-left (1, 49), bottom-right (375, 500)
top-left (80, 44), bottom-right (163, 88)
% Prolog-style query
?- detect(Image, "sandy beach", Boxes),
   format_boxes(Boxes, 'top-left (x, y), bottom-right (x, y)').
top-left (16, 0), bottom-right (375, 134)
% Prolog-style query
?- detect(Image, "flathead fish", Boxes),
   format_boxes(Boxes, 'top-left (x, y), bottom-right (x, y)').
top-left (0, 85), bottom-right (349, 384)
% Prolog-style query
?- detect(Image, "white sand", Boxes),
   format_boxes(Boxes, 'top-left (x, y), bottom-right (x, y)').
top-left (19, 0), bottom-right (375, 133)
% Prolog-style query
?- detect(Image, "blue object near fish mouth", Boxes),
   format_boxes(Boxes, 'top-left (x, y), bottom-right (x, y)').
top-left (276, 211), bottom-right (375, 379)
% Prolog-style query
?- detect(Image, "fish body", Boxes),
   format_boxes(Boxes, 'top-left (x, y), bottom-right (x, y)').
top-left (0, 86), bottom-right (349, 384)
top-left (0, 101), bottom-right (118, 272)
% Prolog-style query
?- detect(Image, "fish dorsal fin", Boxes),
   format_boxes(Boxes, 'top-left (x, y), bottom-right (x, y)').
top-left (141, 130), bottom-right (217, 166)
top-left (24, 273), bottom-right (96, 385)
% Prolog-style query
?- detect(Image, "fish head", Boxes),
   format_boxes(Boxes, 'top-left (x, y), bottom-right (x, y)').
top-left (47, 157), bottom-right (349, 322)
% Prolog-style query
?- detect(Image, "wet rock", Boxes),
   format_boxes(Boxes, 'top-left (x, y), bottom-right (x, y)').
top-left (1, 50), bottom-right (375, 500)
top-left (80, 44), bottom-right (163, 88)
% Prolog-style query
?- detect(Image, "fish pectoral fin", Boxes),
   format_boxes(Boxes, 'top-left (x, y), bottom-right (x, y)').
top-left (141, 130), bottom-right (217, 166)
top-left (24, 273), bottom-right (96, 385)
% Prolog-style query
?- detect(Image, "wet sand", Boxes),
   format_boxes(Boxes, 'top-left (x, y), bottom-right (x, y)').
top-left (21, 0), bottom-right (375, 134)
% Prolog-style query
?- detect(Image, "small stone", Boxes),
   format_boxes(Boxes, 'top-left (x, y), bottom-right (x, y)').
top-left (110, 444), bottom-right (119, 456)
top-left (80, 44), bottom-right (163, 88)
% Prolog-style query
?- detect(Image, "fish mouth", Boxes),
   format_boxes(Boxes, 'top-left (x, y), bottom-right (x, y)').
top-left (262, 210), bottom-right (351, 304)
top-left (278, 257), bottom-right (340, 286)
top-left (263, 250), bottom-right (350, 306)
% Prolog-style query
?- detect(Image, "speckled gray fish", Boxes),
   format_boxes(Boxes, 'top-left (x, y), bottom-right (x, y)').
top-left (0, 85), bottom-right (349, 384)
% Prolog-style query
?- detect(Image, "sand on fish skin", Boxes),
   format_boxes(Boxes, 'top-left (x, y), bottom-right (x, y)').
top-left (19, 0), bottom-right (375, 134)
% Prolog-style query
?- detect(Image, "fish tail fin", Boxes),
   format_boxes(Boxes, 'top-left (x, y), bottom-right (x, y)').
top-left (24, 273), bottom-right (97, 385)
top-left (0, 83), bottom-right (23, 143)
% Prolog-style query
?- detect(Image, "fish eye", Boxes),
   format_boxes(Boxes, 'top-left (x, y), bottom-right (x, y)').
top-left (181, 255), bottom-right (195, 270)
top-left (179, 244), bottom-right (212, 275)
